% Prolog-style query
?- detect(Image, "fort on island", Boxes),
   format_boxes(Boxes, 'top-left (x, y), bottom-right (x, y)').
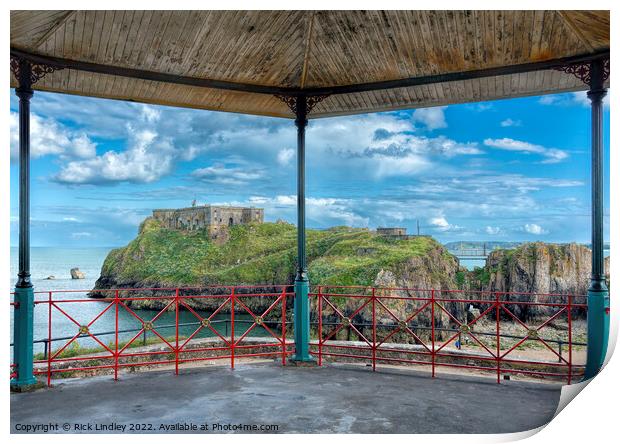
top-left (152, 203), bottom-right (264, 239)
top-left (377, 227), bottom-right (407, 236)
top-left (376, 227), bottom-right (430, 240)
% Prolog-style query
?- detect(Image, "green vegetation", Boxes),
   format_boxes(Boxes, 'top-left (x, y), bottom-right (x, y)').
top-left (98, 219), bottom-right (443, 288)
top-left (470, 266), bottom-right (492, 286)
top-left (455, 270), bottom-right (466, 288)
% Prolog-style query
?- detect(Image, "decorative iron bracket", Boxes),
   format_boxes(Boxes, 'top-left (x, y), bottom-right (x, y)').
top-left (10, 55), bottom-right (63, 86)
top-left (275, 94), bottom-right (330, 116)
top-left (553, 57), bottom-right (609, 85)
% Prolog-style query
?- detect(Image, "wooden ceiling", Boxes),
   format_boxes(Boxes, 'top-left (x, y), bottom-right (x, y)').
top-left (10, 10), bottom-right (610, 119)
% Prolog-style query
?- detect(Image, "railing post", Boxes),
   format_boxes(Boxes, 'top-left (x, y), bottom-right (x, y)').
top-left (282, 287), bottom-right (287, 366)
top-left (175, 288), bottom-right (179, 375)
top-left (47, 291), bottom-right (52, 387)
top-left (318, 286), bottom-right (323, 366)
top-left (431, 289), bottom-right (435, 378)
top-left (372, 287), bottom-right (376, 372)
top-left (114, 289), bottom-right (119, 381)
top-left (568, 295), bottom-right (573, 384)
top-left (231, 288), bottom-right (235, 369)
top-left (496, 292), bottom-right (501, 384)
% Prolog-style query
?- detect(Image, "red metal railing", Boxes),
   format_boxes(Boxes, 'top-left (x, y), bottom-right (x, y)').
top-left (311, 286), bottom-right (587, 384)
top-left (10, 286), bottom-right (294, 386)
top-left (10, 285), bottom-right (588, 385)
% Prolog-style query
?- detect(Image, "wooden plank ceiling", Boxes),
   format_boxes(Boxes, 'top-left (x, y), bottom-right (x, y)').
top-left (10, 10), bottom-right (610, 119)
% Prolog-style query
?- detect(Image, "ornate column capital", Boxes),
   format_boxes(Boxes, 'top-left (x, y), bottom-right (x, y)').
top-left (10, 55), bottom-right (63, 88)
top-left (275, 94), bottom-right (330, 118)
top-left (553, 57), bottom-right (609, 86)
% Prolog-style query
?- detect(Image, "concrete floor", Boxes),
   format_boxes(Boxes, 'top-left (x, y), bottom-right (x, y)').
top-left (11, 362), bottom-right (561, 434)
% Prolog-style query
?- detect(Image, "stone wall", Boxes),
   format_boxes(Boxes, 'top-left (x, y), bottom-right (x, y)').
top-left (377, 227), bottom-right (407, 236)
top-left (152, 205), bottom-right (264, 239)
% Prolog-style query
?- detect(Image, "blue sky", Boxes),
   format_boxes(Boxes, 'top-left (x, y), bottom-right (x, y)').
top-left (9, 89), bottom-right (610, 247)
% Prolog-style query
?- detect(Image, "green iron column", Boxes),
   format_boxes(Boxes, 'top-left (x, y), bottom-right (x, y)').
top-left (584, 58), bottom-right (610, 380)
top-left (12, 58), bottom-right (38, 389)
top-left (292, 95), bottom-right (313, 362)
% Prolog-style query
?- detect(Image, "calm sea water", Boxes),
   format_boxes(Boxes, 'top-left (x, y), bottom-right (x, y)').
top-left (9, 247), bottom-right (254, 354)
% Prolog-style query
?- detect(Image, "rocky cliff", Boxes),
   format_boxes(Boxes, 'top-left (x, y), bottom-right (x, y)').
top-left (468, 242), bottom-right (609, 319)
top-left (92, 218), bottom-right (607, 327)
top-left (91, 218), bottom-right (459, 318)
top-left (484, 242), bottom-right (607, 294)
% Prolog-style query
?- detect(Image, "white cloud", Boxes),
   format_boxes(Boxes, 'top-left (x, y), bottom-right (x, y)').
top-left (277, 148), bottom-right (295, 166)
top-left (54, 128), bottom-right (176, 184)
top-left (485, 226), bottom-right (501, 235)
top-left (249, 195), bottom-right (369, 227)
top-left (571, 91), bottom-right (610, 108)
top-left (538, 95), bottom-right (559, 105)
top-left (430, 216), bottom-right (450, 228)
top-left (140, 105), bottom-right (161, 123)
top-left (428, 216), bottom-right (462, 232)
top-left (10, 112), bottom-right (96, 161)
top-left (373, 154), bottom-right (430, 178)
top-left (412, 106), bottom-right (447, 130)
top-left (500, 118), bottom-right (522, 127)
top-left (309, 114), bottom-right (480, 180)
top-left (523, 223), bottom-right (548, 235)
top-left (50, 102), bottom-right (213, 185)
top-left (483, 138), bottom-right (569, 164)
top-left (14, 95), bottom-right (483, 188)
top-left (192, 164), bottom-right (264, 186)
top-left (538, 91), bottom-right (610, 108)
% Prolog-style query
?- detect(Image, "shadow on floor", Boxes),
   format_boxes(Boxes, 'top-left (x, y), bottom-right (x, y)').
top-left (10, 361), bottom-right (561, 434)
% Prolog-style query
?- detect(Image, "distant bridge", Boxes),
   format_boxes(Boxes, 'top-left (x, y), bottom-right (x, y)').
top-left (447, 248), bottom-right (490, 259)
top-left (447, 248), bottom-right (492, 265)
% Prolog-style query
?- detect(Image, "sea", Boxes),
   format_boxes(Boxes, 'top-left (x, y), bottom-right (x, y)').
top-left (9, 247), bottom-right (254, 354)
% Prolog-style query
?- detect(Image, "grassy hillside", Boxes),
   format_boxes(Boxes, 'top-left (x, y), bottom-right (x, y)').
top-left (96, 218), bottom-right (442, 289)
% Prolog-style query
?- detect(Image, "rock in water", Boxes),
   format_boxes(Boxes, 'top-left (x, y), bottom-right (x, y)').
top-left (70, 268), bottom-right (85, 279)
top-left (45, 275), bottom-right (55, 280)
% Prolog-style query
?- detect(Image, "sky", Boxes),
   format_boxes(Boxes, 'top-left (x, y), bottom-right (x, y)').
top-left (9, 89), bottom-right (610, 247)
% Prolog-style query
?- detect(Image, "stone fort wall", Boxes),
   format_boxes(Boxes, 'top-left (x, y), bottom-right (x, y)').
top-left (377, 227), bottom-right (407, 236)
top-left (152, 205), bottom-right (264, 239)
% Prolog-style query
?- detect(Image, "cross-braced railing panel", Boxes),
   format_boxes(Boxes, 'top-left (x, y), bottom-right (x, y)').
top-left (10, 286), bottom-right (294, 386)
top-left (310, 286), bottom-right (587, 384)
top-left (232, 289), bottom-right (292, 366)
top-left (313, 286), bottom-right (375, 366)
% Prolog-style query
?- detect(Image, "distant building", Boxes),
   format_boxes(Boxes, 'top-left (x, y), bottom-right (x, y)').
top-left (376, 227), bottom-right (430, 240)
top-left (377, 227), bottom-right (407, 236)
top-left (152, 204), bottom-right (264, 240)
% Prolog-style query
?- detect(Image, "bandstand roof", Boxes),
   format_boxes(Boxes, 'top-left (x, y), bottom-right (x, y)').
top-left (10, 10), bottom-right (610, 118)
